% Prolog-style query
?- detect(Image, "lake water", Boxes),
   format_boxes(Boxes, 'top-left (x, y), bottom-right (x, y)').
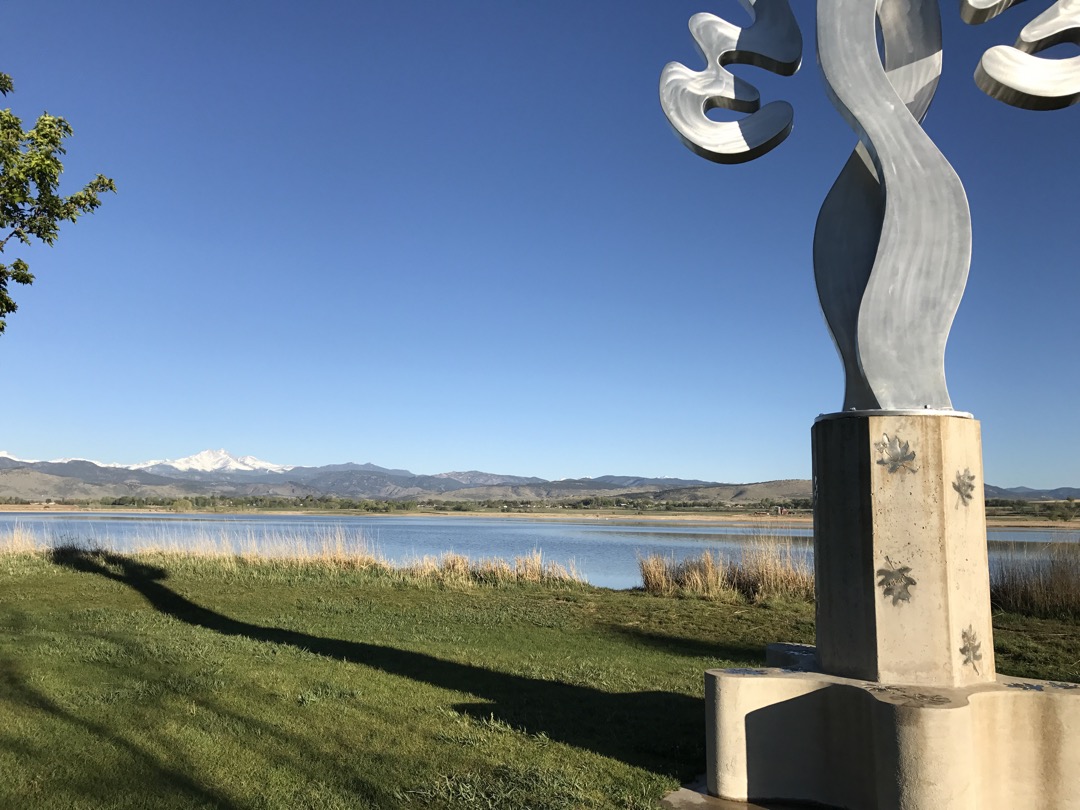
top-left (2, 512), bottom-right (1075, 590)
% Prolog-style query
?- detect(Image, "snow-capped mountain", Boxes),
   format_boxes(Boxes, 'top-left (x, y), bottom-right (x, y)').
top-left (131, 449), bottom-right (292, 473)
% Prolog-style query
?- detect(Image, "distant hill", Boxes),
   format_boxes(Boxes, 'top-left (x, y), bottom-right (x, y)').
top-left (0, 449), bottom-right (1072, 506)
top-left (29, 460), bottom-right (187, 488)
top-left (644, 480), bottom-right (814, 503)
top-left (432, 471), bottom-right (546, 487)
top-left (0, 468), bottom-right (199, 502)
top-left (424, 476), bottom-right (726, 502)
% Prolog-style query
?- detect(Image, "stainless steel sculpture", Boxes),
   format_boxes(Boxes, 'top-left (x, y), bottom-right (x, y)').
top-left (659, 7), bottom-right (1080, 806)
top-left (815, 1), bottom-right (970, 411)
top-left (659, 0), bottom-right (802, 164)
top-left (660, 0), bottom-right (971, 411)
top-left (962, 0), bottom-right (1080, 109)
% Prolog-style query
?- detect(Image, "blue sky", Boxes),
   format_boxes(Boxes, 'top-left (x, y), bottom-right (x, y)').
top-left (1, 1), bottom-right (1076, 487)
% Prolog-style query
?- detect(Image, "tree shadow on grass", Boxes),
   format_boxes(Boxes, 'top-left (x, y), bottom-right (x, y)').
top-left (0, 658), bottom-right (237, 809)
top-left (49, 547), bottom-right (704, 777)
top-left (602, 625), bottom-right (768, 663)
top-left (0, 651), bottom-right (411, 809)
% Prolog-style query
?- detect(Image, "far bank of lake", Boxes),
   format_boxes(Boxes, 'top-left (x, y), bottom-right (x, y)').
top-left (2, 512), bottom-right (1075, 590)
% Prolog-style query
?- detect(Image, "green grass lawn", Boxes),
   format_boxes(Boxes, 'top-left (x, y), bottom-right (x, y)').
top-left (1, 549), bottom-right (1076, 809)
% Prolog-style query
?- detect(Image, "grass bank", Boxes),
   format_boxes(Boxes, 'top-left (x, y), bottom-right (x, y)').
top-left (0, 543), bottom-right (807, 810)
top-left (1, 539), bottom-right (1077, 810)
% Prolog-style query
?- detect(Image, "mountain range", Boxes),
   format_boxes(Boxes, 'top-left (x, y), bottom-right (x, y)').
top-left (0, 449), bottom-right (1075, 504)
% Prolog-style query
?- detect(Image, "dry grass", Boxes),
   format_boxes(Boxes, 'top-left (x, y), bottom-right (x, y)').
top-left (0, 524), bottom-right (38, 555)
top-left (643, 536), bottom-right (1080, 615)
top-left (639, 537), bottom-right (814, 603)
top-left (400, 550), bottom-right (582, 587)
top-left (0, 526), bottom-right (584, 588)
top-left (734, 538), bottom-right (815, 601)
top-left (990, 541), bottom-right (1080, 619)
top-left (10, 523), bottom-right (1077, 613)
top-left (639, 550), bottom-right (735, 599)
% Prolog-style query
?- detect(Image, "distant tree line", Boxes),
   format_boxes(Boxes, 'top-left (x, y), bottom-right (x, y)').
top-left (986, 498), bottom-right (1076, 522)
top-left (5, 494), bottom-right (1071, 520)
top-left (556, 496), bottom-right (813, 512)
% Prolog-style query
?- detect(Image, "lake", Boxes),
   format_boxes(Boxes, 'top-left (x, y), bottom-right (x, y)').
top-left (1, 512), bottom-right (1075, 590)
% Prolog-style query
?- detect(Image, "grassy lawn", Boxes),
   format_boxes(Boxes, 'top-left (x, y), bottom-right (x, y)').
top-left (1, 549), bottom-right (1076, 809)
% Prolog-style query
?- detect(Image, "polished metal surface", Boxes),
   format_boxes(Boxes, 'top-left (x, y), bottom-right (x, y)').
top-left (815, 0), bottom-right (971, 411)
top-left (962, 0), bottom-right (1080, 109)
top-left (659, 0), bottom-right (802, 164)
top-left (959, 0), bottom-right (1027, 25)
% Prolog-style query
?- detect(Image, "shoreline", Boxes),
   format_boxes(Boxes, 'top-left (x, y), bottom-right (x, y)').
top-left (0, 504), bottom-right (1074, 530)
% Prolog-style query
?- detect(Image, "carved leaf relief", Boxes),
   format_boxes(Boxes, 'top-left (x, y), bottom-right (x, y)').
top-left (875, 433), bottom-right (917, 474)
top-left (953, 467), bottom-right (977, 507)
top-left (960, 625), bottom-right (983, 674)
top-left (876, 556), bottom-right (917, 604)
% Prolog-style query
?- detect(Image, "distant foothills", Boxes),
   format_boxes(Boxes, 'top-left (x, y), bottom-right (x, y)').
top-left (0, 448), bottom-right (1076, 512)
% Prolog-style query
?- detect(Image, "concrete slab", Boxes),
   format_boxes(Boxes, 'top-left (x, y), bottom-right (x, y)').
top-left (705, 664), bottom-right (1080, 809)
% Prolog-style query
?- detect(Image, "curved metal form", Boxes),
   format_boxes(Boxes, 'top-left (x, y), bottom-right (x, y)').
top-left (961, 0), bottom-right (1080, 110)
top-left (814, 0), bottom-right (972, 411)
top-left (659, 0), bottom-right (802, 164)
top-left (960, 0), bottom-right (1028, 25)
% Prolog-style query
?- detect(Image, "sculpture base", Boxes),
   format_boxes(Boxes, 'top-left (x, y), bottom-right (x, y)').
top-left (705, 647), bottom-right (1080, 809)
top-left (813, 412), bottom-right (995, 686)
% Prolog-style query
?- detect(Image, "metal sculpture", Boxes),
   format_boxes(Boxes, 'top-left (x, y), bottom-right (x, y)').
top-left (660, 7), bottom-right (1080, 805)
top-left (658, 1), bottom-right (802, 164)
top-left (660, 0), bottom-right (1079, 411)
top-left (816, 2), bottom-right (970, 411)
top-left (962, 0), bottom-right (1080, 110)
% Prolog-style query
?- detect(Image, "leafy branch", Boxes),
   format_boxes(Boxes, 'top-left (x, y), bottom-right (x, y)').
top-left (0, 71), bottom-right (115, 334)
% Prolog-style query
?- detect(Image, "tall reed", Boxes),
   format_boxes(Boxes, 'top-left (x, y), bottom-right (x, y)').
top-left (990, 541), bottom-right (1080, 619)
top-left (639, 537), bottom-right (814, 603)
top-left (733, 537), bottom-right (815, 602)
top-left (641, 534), bottom-right (1080, 616)
top-left (400, 550), bottom-right (582, 587)
top-left (0, 524), bottom-right (39, 555)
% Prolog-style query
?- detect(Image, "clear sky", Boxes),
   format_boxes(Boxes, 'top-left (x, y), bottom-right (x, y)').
top-left (1, 1), bottom-right (1076, 487)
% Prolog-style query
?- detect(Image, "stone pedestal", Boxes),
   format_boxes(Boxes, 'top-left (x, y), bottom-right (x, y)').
top-left (705, 661), bottom-right (1080, 809)
top-left (696, 411), bottom-right (1079, 808)
top-left (812, 411), bottom-right (995, 687)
